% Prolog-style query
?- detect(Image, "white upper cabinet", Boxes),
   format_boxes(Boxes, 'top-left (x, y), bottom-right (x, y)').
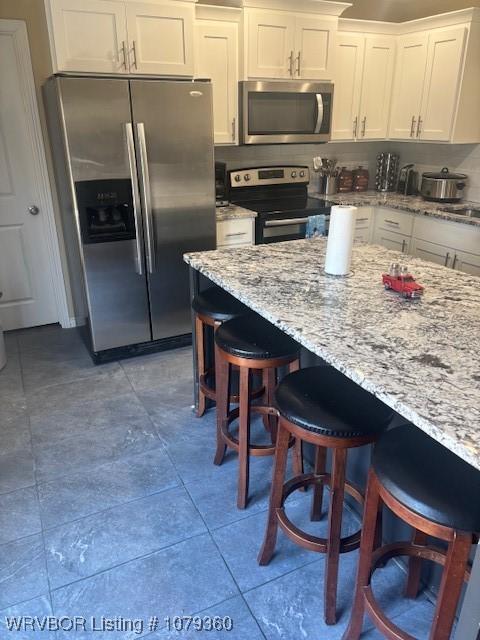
top-left (389, 33), bottom-right (428, 140)
top-left (358, 36), bottom-right (396, 139)
top-left (48, 0), bottom-right (128, 73)
top-left (246, 9), bottom-right (334, 80)
top-left (195, 20), bottom-right (238, 145)
top-left (293, 16), bottom-right (334, 80)
top-left (46, 0), bottom-right (194, 76)
top-left (125, 2), bottom-right (194, 76)
top-left (419, 27), bottom-right (466, 141)
top-left (246, 10), bottom-right (295, 79)
top-left (331, 33), bottom-right (365, 140)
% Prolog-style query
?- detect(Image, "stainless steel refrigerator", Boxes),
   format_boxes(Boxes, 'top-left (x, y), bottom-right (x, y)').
top-left (44, 76), bottom-right (216, 361)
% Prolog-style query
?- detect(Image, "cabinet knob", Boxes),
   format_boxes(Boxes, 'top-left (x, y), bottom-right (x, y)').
top-left (28, 205), bottom-right (40, 216)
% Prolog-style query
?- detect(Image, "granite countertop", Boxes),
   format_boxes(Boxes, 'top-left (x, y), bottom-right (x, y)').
top-left (216, 204), bottom-right (257, 222)
top-left (310, 190), bottom-right (480, 228)
top-left (185, 239), bottom-right (480, 470)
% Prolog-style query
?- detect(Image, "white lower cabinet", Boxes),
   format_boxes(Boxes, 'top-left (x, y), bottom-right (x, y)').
top-left (217, 218), bottom-right (254, 248)
top-left (354, 207), bottom-right (373, 242)
top-left (410, 237), bottom-right (452, 267)
top-left (372, 207), bottom-right (412, 253)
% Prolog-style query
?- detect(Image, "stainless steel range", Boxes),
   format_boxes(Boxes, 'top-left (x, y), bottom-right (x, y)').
top-left (228, 166), bottom-right (331, 243)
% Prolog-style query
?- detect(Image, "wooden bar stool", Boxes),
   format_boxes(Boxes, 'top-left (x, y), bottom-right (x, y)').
top-left (192, 286), bottom-right (250, 417)
top-left (214, 313), bottom-right (301, 510)
top-left (343, 424), bottom-right (480, 640)
top-left (258, 366), bottom-right (394, 626)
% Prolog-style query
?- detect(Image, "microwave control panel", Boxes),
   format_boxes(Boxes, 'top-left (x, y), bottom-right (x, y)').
top-left (230, 166), bottom-right (309, 188)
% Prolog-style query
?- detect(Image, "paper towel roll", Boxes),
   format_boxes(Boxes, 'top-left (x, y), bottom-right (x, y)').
top-left (324, 205), bottom-right (357, 276)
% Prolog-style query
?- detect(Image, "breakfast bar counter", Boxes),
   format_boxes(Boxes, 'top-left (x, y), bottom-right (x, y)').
top-left (184, 238), bottom-right (480, 639)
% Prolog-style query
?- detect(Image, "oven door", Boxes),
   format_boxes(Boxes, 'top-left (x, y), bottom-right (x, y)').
top-left (257, 216), bottom-right (310, 244)
top-left (241, 81), bottom-right (333, 145)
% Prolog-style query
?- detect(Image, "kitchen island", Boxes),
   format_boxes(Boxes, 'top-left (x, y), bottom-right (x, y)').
top-left (185, 238), bottom-right (480, 639)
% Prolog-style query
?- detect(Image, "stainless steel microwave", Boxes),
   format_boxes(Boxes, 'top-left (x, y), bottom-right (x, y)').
top-left (240, 81), bottom-right (334, 145)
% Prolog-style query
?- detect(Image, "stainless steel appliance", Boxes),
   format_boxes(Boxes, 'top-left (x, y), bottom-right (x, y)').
top-left (397, 163), bottom-right (418, 196)
top-left (228, 166), bottom-right (331, 243)
top-left (375, 152), bottom-right (399, 192)
top-left (44, 76), bottom-right (215, 361)
top-left (240, 81), bottom-right (333, 145)
top-left (420, 167), bottom-right (467, 202)
top-left (215, 161), bottom-right (228, 206)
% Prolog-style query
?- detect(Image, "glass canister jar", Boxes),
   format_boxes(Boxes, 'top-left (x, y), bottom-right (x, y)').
top-left (338, 167), bottom-right (353, 192)
top-left (352, 166), bottom-right (369, 192)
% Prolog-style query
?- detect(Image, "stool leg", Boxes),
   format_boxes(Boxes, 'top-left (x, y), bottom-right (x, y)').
top-left (430, 531), bottom-right (472, 640)
top-left (195, 315), bottom-right (207, 418)
top-left (262, 367), bottom-right (277, 440)
top-left (341, 469), bottom-right (381, 640)
top-left (214, 344), bottom-right (229, 466)
top-left (325, 447), bottom-right (347, 625)
top-left (311, 446), bottom-right (327, 521)
top-left (405, 529), bottom-right (428, 598)
top-left (237, 367), bottom-right (252, 509)
top-left (258, 421), bottom-right (291, 565)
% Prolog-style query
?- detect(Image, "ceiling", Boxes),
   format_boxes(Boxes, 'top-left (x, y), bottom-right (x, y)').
top-left (341, 0), bottom-right (480, 22)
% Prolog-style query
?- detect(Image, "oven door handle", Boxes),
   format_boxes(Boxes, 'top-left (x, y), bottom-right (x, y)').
top-left (265, 217), bottom-right (309, 227)
top-left (314, 93), bottom-right (324, 134)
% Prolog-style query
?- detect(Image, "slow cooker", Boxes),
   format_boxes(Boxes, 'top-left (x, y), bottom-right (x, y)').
top-left (420, 167), bottom-right (467, 202)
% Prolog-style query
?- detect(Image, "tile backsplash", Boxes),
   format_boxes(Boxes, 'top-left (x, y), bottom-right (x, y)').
top-left (215, 141), bottom-right (480, 202)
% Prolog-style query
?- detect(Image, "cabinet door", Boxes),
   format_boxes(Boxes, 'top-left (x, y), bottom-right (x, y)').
top-left (49, 0), bottom-right (127, 73)
top-left (247, 10), bottom-right (295, 79)
top-left (358, 36), bottom-right (395, 140)
top-left (419, 27), bottom-right (466, 141)
top-left (373, 228), bottom-right (410, 253)
top-left (294, 16), bottom-right (334, 80)
top-left (453, 250), bottom-right (480, 276)
top-left (217, 218), bottom-right (254, 247)
top-left (389, 33), bottom-right (428, 140)
top-left (411, 238), bottom-right (453, 267)
top-left (126, 2), bottom-right (194, 76)
top-left (196, 22), bottom-right (238, 145)
top-left (331, 33), bottom-right (365, 141)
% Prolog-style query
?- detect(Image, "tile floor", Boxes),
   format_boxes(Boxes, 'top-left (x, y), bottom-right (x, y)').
top-left (0, 325), bottom-right (436, 639)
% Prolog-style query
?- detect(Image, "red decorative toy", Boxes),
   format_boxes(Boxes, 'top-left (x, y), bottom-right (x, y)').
top-left (382, 264), bottom-right (424, 299)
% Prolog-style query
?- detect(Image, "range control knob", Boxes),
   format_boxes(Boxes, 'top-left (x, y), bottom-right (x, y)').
top-left (299, 170), bottom-right (306, 178)
top-left (291, 171), bottom-right (297, 178)
top-left (234, 174), bottom-right (242, 182)
top-left (244, 174), bottom-right (251, 182)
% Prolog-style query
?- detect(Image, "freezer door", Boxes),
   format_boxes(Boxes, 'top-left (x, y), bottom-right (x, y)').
top-left (57, 77), bottom-right (151, 351)
top-left (130, 80), bottom-right (216, 340)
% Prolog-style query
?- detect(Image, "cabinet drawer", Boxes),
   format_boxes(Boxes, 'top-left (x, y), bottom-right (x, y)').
top-left (375, 207), bottom-right (414, 236)
top-left (413, 216), bottom-right (480, 256)
top-left (372, 227), bottom-right (410, 254)
top-left (355, 207), bottom-right (373, 229)
top-left (217, 218), bottom-right (254, 247)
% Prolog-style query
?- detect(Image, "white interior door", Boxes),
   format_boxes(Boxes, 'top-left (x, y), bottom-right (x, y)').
top-left (49, 0), bottom-right (128, 73)
top-left (359, 35), bottom-right (395, 139)
top-left (389, 33), bottom-right (428, 140)
top-left (0, 22), bottom-right (60, 330)
top-left (419, 27), bottom-right (466, 141)
top-left (126, 2), bottom-right (194, 76)
top-left (331, 33), bottom-right (365, 140)
top-left (195, 21), bottom-right (238, 145)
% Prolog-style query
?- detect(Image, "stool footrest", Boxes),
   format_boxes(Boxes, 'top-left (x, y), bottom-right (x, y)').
top-left (276, 472), bottom-right (364, 554)
top-left (199, 370), bottom-right (264, 403)
top-left (221, 406), bottom-right (289, 458)
top-left (363, 585), bottom-right (415, 640)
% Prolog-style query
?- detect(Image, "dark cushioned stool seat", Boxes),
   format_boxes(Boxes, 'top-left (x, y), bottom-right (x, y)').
top-left (215, 313), bottom-right (299, 360)
top-left (373, 424), bottom-right (480, 532)
top-left (192, 287), bottom-right (249, 322)
top-left (275, 366), bottom-right (393, 438)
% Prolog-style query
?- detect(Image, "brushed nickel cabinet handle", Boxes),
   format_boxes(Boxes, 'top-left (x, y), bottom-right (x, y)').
top-left (402, 239), bottom-right (406, 253)
top-left (416, 116), bottom-right (422, 138)
top-left (410, 115), bottom-right (416, 138)
top-left (231, 117), bottom-right (236, 142)
top-left (361, 116), bottom-right (366, 137)
top-left (121, 41), bottom-right (127, 69)
top-left (131, 40), bottom-right (138, 70)
top-left (296, 51), bottom-right (301, 77)
top-left (288, 51), bottom-right (294, 77)
top-left (225, 232), bottom-right (247, 237)
top-left (444, 252), bottom-right (450, 267)
top-left (353, 116), bottom-right (358, 138)
top-left (385, 219), bottom-right (399, 226)
top-left (452, 254), bottom-right (458, 269)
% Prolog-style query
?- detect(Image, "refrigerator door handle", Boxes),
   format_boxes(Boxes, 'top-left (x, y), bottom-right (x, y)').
top-left (125, 123), bottom-right (144, 275)
top-left (136, 122), bottom-right (155, 274)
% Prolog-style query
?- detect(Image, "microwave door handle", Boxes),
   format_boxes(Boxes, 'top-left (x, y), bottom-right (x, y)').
top-left (125, 123), bottom-right (143, 275)
top-left (136, 123), bottom-right (155, 274)
top-left (314, 94), bottom-right (324, 134)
